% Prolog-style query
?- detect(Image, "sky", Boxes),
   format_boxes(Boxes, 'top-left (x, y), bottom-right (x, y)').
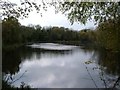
top-left (10, 0), bottom-right (97, 31)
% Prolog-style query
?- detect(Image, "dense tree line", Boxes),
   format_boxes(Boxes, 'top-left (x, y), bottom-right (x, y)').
top-left (2, 17), bottom-right (120, 52)
top-left (2, 17), bottom-right (94, 47)
top-left (95, 18), bottom-right (120, 51)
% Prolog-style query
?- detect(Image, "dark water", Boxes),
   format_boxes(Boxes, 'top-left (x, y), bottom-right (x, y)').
top-left (2, 43), bottom-right (120, 88)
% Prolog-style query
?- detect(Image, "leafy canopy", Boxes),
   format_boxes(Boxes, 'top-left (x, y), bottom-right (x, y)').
top-left (1, 0), bottom-right (120, 24)
top-left (56, 2), bottom-right (120, 24)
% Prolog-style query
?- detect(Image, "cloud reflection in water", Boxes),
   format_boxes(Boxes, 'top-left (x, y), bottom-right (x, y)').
top-left (11, 43), bottom-right (103, 88)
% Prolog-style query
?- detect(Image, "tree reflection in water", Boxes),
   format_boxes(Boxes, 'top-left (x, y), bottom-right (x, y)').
top-left (2, 46), bottom-right (120, 88)
top-left (84, 49), bottom-right (120, 88)
top-left (98, 50), bottom-right (120, 88)
top-left (2, 46), bottom-right (72, 88)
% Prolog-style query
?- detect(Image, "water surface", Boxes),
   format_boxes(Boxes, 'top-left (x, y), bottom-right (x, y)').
top-left (3, 43), bottom-right (120, 88)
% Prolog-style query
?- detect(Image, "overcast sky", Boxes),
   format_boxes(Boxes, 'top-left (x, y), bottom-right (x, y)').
top-left (10, 0), bottom-right (97, 31)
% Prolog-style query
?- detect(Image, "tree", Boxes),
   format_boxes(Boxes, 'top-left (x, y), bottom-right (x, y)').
top-left (1, 0), bottom-right (47, 18)
top-left (1, 1), bottom-right (120, 24)
top-left (96, 18), bottom-right (120, 51)
top-left (2, 17), bottom-right (22, 45)
top-left (2, 1), bottom-right (120, 51)
top-left (55, 2), bottom-right (120, 24)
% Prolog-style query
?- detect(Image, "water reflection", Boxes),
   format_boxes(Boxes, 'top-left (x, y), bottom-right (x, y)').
top-left (99, 51), bottom-right (120, 75)
top-left (3, 49), bottom-right (21, 75)
top-left (2, 43), bottom-right (120, 88)
top-left (2, 46), bottom-right (73, 74)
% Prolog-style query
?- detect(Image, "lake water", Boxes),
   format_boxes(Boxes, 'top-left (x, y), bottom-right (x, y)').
top-left (2, 43), bottom-right (120, 88)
